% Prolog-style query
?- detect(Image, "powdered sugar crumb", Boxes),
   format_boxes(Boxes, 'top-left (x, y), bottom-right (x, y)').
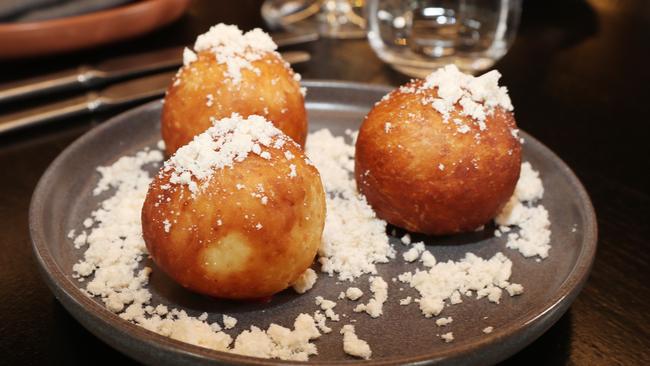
top-left (399, 296), bottom-right (412, 305)
top-left (165, 113), bottom-right (286, 196)
top-left (188, 24), bottom-right (277, 85)
top-left (441, 332), bottom-right (454, 343)
top-left (353, 276), bottom-right (388, 318)
top-left (340, 325), bottom-right (372, 360)
top-left (495, 162), bottom-right (550, 259)
top-left (402, 242), bottom-right (425, 262)
top-left (399, 252), bottom-right (523, 318)
top-left (292, 268), bottom-right (318, 294)
top-left (345, 287), bottom-right (364, 301)
top-left (307, 129), bottom-right (395, 281)
top-left (223, 315), bottom-right (238, 329)
top-left (405, 65), bottom-right (513, 127)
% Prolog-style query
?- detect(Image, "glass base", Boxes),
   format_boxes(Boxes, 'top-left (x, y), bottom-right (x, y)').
top-left (262, 0), bottom-right (366, 39)
top-left (389, 57), bottom-right (497, 78)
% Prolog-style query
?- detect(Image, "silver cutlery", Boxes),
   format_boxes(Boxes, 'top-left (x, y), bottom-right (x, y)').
top-left (0, 50), bottom-right (310, 134)
top-left (0, 31), bottom-right (317, 104)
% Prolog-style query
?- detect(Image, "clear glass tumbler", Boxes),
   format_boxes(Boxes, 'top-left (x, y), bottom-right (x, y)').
top-left (262, 0), bottom-right (366, 39)
top-left (367, 0), bottom-right (521, 77)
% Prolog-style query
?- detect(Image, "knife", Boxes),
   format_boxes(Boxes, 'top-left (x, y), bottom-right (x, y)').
top-left (0, 51), bottom-right (310, 135)
top-left (0, 31), bottom-right (318, 104)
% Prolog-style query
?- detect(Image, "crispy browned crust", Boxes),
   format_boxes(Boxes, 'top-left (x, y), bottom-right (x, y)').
top-left (161, 51), bottom-right (307, 156)
top-left (355, 80), bottom-right (521, 235)
top-left (142, 140), bottom-right (325, 299)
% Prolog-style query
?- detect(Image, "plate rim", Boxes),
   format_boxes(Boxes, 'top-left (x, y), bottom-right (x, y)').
top-left (29, 80), bottom-right (598, 365)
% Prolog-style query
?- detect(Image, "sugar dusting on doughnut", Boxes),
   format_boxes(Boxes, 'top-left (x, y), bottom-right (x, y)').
top-left (143, 113), bottom-right (326, 300)
top-left (163, 24), bottom-right (307, 155)
top-left (355, 66), bottom-right (522, 235)
top-left (183, 24), bottom-right (277, 85)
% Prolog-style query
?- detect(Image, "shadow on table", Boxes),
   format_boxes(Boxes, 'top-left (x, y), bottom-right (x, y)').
top-left (50, 301), bottom-right (137, 364)
top-left (499, 309), bottom-right (574, 365)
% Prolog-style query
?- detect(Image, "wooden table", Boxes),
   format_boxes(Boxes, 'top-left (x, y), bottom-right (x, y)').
top-left (0, 0), bottom-right (648, 364)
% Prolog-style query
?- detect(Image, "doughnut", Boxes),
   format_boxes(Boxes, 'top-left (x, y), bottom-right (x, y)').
top-left (355, 65), bottom-right (522, 235)
top-left (143, 114), bottom-right (325, 299)
top-left (161, 24), bottom-right (307, 156)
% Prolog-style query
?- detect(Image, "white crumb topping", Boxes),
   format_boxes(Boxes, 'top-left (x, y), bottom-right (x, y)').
top-left (148, 310), bottom-right (233, 351)
top-left (223, 315), bottom-right (238, 329)
top-left (453, 118), bottom-right (471, 134)
top-left (73, 231), bottom-right (87, 249)
top-left (384, 122), bottom-right (392, 133)
top-left (420, 251), bottom-right (437, 267)
top-left (435, 317), bottom-right (453, 326)
top-left (340, 325), bottom-right (372, 360)
top-left (313, 311), bottom-right (332, 334)
top-left (495, 162), bottom-right (551, 259)
top-left (165, 114), bottom-right (288, 195)
top-left (417, 65), bottom-right (513, 124)
top-left (513, 162), bottom-right (545, 202)
top-left (155, 304), bottom-right (168, 316)
top-left (483, 326), bottom-right (494, 334)
top-left (401, 234), bottom-right (412, 245)
top-left (345, 287), bottom-right (364, 301)
top-left (402, 242), bottom-right (425, 262)
top-left (189, 24), bottom-right (277, 84)
top-left (92, 149), bottom-right (163, 196)
top-left (353, 276), bottom-right (388, 318)
top-left (72, 149), bottom-right (162, 311)
top-left (306, 129), bottom-right (395, 281)
top-left (315, 296), bottom-right (340, 321)
top-left (399, 296), bottom-right (412, 305)
top-left (399, 252), bottom-right (523, 318)
top-left (231, 314), bottom-right (320, 361)
top-left (210, 322), bottom-right (222, 332)
top-left (441, 332), bottom-right (454, 343)
top-left (182, 47), bottom-right (197, 66)
top-left (292, 268), bottom-right (318, 294)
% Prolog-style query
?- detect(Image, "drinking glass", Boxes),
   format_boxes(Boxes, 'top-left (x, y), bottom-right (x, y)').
top-left (366, 0), bottom-right (521, 77)
top-left (262, 0), bottom-right (366, 39)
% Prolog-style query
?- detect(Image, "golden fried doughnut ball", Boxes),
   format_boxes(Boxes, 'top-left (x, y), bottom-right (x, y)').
top-left (355, 69), bottom-right (521, 235)
top-left (161, 25), bottom-right (307, 156)
top-left (142, 114), bottom-right (325, 299)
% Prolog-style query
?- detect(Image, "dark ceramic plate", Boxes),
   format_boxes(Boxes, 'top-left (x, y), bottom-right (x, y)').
top-left (30, 81), bottom-right (597, 365)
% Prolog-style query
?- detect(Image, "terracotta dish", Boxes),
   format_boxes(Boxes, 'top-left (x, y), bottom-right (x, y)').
top-left (0, 0), bottom-right (190, 59)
